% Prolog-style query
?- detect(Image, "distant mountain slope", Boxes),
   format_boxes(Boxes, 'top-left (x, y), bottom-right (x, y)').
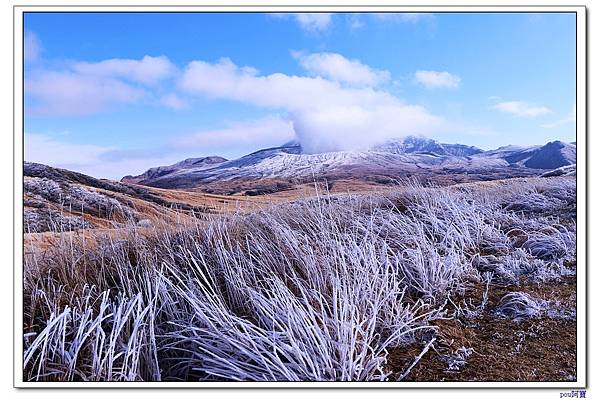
top-left (523, 141), bottom-right (576, 169)
top-left (120, 137), bottom-right (575, 192)
top-left (122, 156), bottom-right (227, 184)
top-left (474, 141), bottom-right (576, 169)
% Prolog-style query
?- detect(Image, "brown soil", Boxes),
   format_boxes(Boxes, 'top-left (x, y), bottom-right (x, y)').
top-left (387, 277), bottom-right (577, 382)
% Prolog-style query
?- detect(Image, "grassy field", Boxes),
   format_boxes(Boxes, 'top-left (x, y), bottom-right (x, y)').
top-left (22, 176), bottom-right (577, 382)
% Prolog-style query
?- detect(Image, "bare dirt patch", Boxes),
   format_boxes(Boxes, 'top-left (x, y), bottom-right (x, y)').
top-left (388, 277), bottom-right (577, 382)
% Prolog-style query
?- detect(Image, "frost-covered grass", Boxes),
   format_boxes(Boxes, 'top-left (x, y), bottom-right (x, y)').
top-left (25, 176), bottom-right (135, 224)
top-left (495, 292), bottom-right (545, 320)
top-left (494, 291), bottom-right (577, 322)
top-left (22, 176), bottom-right (576, 382)
top-left (445, 347), bottom-right (474, 372)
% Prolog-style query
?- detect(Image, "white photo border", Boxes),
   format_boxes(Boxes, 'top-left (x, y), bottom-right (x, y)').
top-left (13, 3), bottom-right (588, 389)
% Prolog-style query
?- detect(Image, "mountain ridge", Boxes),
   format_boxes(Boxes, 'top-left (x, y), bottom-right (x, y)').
top-left (120, 136), bottom-right (575, 190)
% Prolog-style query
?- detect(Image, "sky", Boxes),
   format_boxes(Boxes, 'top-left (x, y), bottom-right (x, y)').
top-left (24, 12), bottom-right (577, 179)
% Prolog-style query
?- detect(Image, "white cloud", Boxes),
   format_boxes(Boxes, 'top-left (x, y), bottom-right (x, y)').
top-left (160, 93), bottom-right (188, 110)
top-left (493, 100), bottom-right (552, 117)
top-left (26, 55), bottom-right (177, 116)
top-left (179, 57), bottom-right (445, 153)
top-left (26, 70), bottom-right (146, 116)
top-left (291, 105), bottom-right (442, 153)
top-left (415, 70), bottom-right (461, 89)
top-left (173, 117), bottom-right (295, 150)
top-left (271, 13), bottom-right (333, 33)
top-left (73, 55), bottom-right (175, 85)
top-left (541, 104), bottom-right (575, 128)
top-left (294, 52), bottom-right (390, 87)
top-left (24, 31), bottom-right (42, 63)
top-left (180, 57), bottom-right (399, 111)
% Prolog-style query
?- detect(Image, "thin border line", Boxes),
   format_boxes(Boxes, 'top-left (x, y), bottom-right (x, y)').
top-left (11, 4), bottom-right (589, 7)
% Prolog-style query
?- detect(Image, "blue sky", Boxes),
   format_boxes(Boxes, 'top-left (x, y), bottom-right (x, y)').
top-left (24, 12), bottom-right (576, 179)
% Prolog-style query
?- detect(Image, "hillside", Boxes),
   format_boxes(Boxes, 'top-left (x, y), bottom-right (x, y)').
top-left (24, 162), bottom-right (246, 233)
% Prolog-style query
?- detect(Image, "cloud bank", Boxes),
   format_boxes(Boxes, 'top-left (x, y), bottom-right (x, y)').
top-left (179, 55), bottom-right (445, 153)
top-left (26, 55), bottom-right (175, 116)
top-left (26, 70), bottom-right (147, 116)
top-left (25, 34), bottom-right (450, 158)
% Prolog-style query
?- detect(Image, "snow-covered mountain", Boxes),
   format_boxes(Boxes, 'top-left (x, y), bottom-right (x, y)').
top-left (122, 156), bottom-right (227, 184)
top-left (522, 141), bottom-right (576, 169)
top-left (471, 140), bottom-right (576, 169)
top-left (121, 136), bottom-right (576, 190)
top-left (372, 136), bottom-right (483, 157)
